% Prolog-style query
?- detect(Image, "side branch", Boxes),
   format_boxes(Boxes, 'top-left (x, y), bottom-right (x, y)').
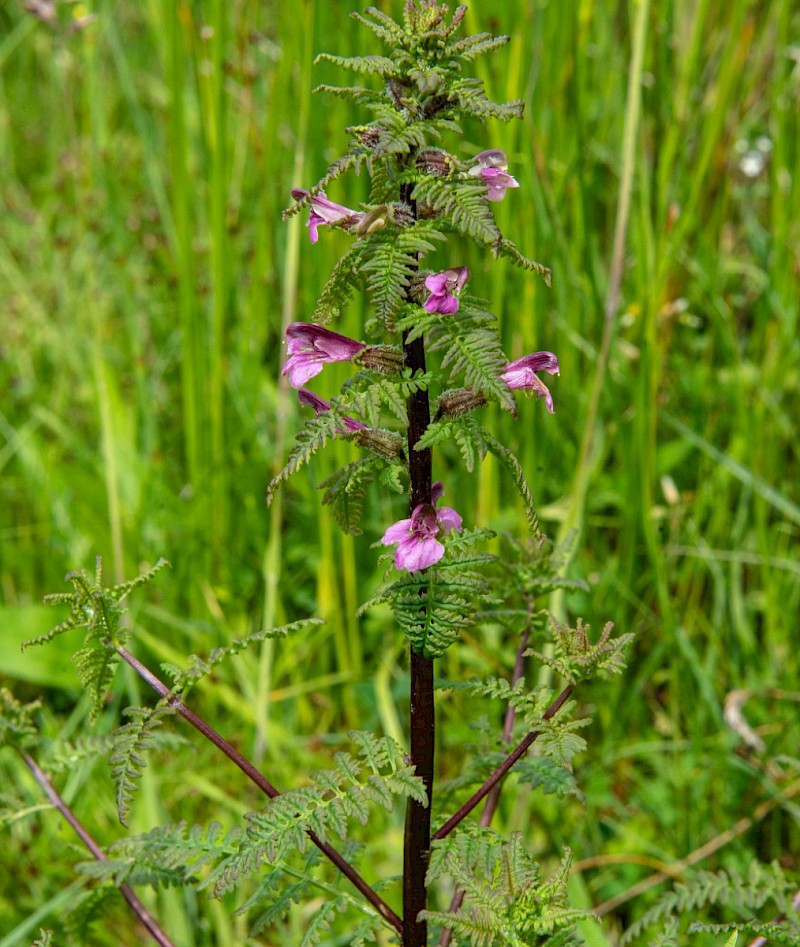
top-left (21, 750), bottom-right (176, 947)
top-left (114, 644), bottom-right (403, 935)
top-left (432, 683), bottom-right (574, 841)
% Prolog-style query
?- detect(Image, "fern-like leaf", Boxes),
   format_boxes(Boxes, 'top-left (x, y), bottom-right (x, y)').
top-left (425, 828), bottom-right (585, 945)
top-left (266, 412), bottom-right (344, 506)
top-left (449, 77), bottom-right (525, 123)
top-left (364, 528), bottom-right (498, 657)
top-left (527, 614), bottom-right (633, 684)
top-left (447, 32), bottom-right (511, 62)
top-left (210, 733), bottom-right (424, 896)
top-left (410, 174), bottom-right (501, 244)
top-left (493, 237), bottom-right (552, 284)
top-left (312, 243), bottom-right (363, 324)
top-left (160, 620), bottom-right (322, 692)
top-left (315, 52), bottom-right (397, 77)
top-left (109, 705), bottom-right (175, 825)
top-left (622, 862), bottom-right (797, 945)
top-left (350, 8), bottom-right (407, 47)
top-left (358, 225), bottom-right (444, 328)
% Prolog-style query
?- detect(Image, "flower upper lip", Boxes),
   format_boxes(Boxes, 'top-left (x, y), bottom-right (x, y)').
top-left (282, 322), bottom-right (365, 388)
top-left (291, 188), bottom-right (364, 243)
top-left (501, 352), bottom-right (560, 413)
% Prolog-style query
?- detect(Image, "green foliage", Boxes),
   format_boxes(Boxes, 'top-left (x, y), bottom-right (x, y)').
top-left (22, 557), bottom-right (168, 721)
top-left (160, 619), bottom-right (324, 692)
top-left (357, 223), bottom-right (445, 329)
top-left (0, 688), bottom-right (40, 749)
top-left (311, 244), bottom-right (364, 324)
top-left (439, 677), bottom-right (588, 769)
top-left (425, 827), bottom-right (587, 945)
top-left (526, 614), bottom-right (634, 684)
top-left (623, 862), bottom-right (800, 945)
top-left (109, 704), bottom-right (175, 826)
top-left (363, 527), bottom-right (499, 657)
top-left (29, 931), bottom-right (53, 947)
top-left (266, 412), bottom-right (349, 506)
top-left (208, 731), bottom-right (425, 897)
top-left (416, 417), bottom-right (540, 531)
top-left (63, 888), bottom-right (119, 944)
top-left (23, 557), bottom-right (169, 651)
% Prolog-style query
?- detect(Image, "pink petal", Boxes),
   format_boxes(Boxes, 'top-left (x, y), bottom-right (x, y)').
top-left (436, 507), bottom-right (462, 533)
top-left (396, 536), bottom-right (445, 572)
top-left (381, 519), bottom-right (413, 544)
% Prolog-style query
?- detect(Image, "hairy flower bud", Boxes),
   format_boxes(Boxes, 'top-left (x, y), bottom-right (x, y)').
top-left (416, 149), bottom-right (457, 177)
top-left (354, 429), bottom-right (405, 460)
top-left (350, 125), bottom-right (382, 149)
top-left (357, 345), bottom-right (406, 375)
top-left (436, 388), bottom-right (488, 419)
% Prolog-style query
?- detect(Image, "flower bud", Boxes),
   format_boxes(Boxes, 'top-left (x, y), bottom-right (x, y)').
top-left (436, 388), bottom-right (488, 419)
top-left (416, 149), bottom-right (456, 177)
top-left (358, 345), bottom-right (406, 376)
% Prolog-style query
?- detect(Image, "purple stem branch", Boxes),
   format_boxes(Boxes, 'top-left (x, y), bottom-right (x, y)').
top-left (432, 682), bottom-right (574, 842)
top-left (21, 750), bottom-right (176, 947)
top-left (114, 643), bottom-right (403, 935)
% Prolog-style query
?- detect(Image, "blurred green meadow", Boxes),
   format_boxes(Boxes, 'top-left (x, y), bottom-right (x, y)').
top-left (1, 0), bottom-right (799, 943)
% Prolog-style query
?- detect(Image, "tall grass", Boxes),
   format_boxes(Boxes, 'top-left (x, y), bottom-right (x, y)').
top-left (1, 0), bottom-right (798, 942)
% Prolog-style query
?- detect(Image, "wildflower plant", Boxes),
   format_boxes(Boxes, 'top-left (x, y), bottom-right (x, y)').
top-left (3, 4), bottom-right (647, 946)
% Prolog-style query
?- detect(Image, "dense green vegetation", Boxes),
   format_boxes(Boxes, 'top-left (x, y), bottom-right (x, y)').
top-left (1, 0), bottom-right (798, 943)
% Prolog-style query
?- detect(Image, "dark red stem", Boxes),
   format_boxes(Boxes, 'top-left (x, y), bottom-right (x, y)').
top-left (432, 683), bottom-right (574, 842)
top-left (114, 644), bottom-right (403, 935)
top-left (21, 751), bottom-right (176, 947)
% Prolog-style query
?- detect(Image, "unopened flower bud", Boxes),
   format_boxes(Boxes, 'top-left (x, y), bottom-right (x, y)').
top-left (387, 77), bottom-right (411, 109)
top-left (388, 202), bottom-right (415, 229)
top-left (354, 429), bottom-right (405, 460)
top-left (436, 388), bottom-right (488, 419)
top-left (358, 345), bottom-right (406, 376)
top-left (355, 205), bottom-right (388, 236)
top-left (416, 149), bottom-right (456, 177)
top-left (350, 125), bottom-right (382, 149)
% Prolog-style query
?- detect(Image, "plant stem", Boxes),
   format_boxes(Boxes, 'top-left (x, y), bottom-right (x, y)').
top-left (402, 323), bottom-right (435, 947)
top-left (21, 751), bottom-right (176, 947)
top-left (432, 683), bottom-right (574, 842)
top-left (114, 644), bottom-right (403, 935)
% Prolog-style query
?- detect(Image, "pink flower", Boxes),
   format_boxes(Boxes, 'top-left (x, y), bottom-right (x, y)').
top-left (291, 188), bottom-right (364, 243)
top-left (282, 322), bottom-right (365, 388)
top-left (501, 351), bottom-right (560, 413)
top-left (297, 388), bottom-right (366, 433)
top-left (424, 266), bottom-right (469, 314)
top-left (468, 149), bottom-right (520, 201)
top-left (380, 482), bottom-right (462, 572)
